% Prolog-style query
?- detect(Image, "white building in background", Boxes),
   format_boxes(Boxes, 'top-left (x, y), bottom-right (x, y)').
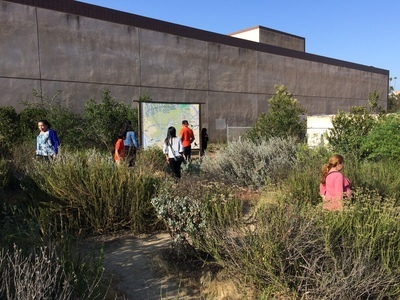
top-left (306, 115), bottom-right (334, 147)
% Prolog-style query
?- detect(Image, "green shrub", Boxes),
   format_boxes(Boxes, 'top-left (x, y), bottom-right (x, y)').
top-left (0, 106), bottom-right (20, 158)
top-left (326, 106), bottom-right (377, 160)
top-left (18, 90), bottom-right (84, 147)
top-left (246, 84), bottom-right (306, 142)
top-left (200, 137), bottom-right (298, 188)
top-left (360, 114), bottom-right (400, 161)
top-left (83, 90), bottom-right (138, 152)
top-left (134, 145), bottom-right (166, 175)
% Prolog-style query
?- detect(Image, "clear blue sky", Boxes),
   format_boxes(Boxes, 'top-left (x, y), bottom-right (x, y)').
top-left (81, 0), bottom-right (400, 91)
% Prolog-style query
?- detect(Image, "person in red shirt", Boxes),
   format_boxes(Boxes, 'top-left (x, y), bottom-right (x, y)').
top-left (179, 120), bottom-right (195, 161)
top-left (114, 132), bottom-right (126, 166)
top-left (319, 154), bottom-right (352, 211)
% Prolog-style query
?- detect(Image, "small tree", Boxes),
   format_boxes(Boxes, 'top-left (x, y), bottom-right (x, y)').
top-left (246, 85), bottom-right (306, 142)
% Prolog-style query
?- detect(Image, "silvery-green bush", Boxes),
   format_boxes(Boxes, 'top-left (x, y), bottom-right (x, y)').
top-left (200, 137), bottom-right (298, 188)
top-left (151, 187), bottom-right (206, 257)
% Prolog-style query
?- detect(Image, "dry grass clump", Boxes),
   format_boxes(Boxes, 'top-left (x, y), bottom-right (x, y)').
top-left (0, 243), bottom-right (105, 300)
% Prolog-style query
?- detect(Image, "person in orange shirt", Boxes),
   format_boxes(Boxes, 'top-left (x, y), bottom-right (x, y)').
top-left (114, 131), bottom-right (126, 166)
top-left (179, 120), bottom-right (195, 161)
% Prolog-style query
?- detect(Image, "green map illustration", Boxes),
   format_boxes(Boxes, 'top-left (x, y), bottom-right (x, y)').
top-left (140, 102), bottom-right (200, 149)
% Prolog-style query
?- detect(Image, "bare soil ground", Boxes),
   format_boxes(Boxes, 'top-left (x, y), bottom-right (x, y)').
top-left (88, 231), bottom-right (200, 300)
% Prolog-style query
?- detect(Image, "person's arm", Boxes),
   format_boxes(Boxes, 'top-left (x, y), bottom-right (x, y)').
top-left (163, 142), bottom-right (169, 162)
top-left (178, 138), bottom-right (184, 156)
top-left (190, 130), bottom-right (195, 143)
top-left (344, 176), bottom-right (352, 198)
top-left (36, 136), bottom-right (40, 155)
top-left (49, 129), bottom-right (60, 155)
top-left (132, 132), bottom-right (139, 149)
top-left (179, 128), bottom-right (184, 141)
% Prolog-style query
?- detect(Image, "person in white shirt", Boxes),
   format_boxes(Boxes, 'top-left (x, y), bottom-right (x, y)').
top-left (163, 126), bottom-right (185, 178)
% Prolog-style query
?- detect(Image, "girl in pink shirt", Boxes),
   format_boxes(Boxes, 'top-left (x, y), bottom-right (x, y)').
top-left (319, 154), bottom-right (351, 211)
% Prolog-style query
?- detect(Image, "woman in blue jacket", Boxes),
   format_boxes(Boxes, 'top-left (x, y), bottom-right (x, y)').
top-left (36, 119), bottom-right (60, 159)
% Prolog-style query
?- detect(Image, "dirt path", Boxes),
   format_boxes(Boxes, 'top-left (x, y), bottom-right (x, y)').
top-left (97, 232), bottom-right (192, 300)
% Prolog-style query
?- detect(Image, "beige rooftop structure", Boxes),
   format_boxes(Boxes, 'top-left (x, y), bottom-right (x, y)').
top-left (230, 26), bottom-right (305, 52)
top-left (0, 0), bottom-right (390, 142)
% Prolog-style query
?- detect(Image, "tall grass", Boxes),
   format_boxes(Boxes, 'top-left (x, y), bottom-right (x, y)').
top-left (26, 149), bottom-right (164, 234)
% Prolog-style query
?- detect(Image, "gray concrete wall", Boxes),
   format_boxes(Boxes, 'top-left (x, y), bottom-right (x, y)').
top-left (0, 0), bottom-right (389, 142)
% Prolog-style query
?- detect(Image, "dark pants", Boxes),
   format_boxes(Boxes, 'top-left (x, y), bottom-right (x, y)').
top-left (168, 158), bottom-right (182, 178)
top-left (36, 155), bottom-right (51, 161)
top-left (124, 146), bottom-right (137, 167)
top-left (183, 146), bottom-right (192, 161)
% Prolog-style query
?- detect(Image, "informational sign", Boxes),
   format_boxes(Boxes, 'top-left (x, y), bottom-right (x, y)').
top-left (140, 102), bottom-right (201, 149)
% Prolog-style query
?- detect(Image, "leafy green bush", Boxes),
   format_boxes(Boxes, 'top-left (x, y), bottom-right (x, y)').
top-left (326, 106), bottom-right (377, 160)
top-left (246, 84), bottom-right (306, 142)
top-left (17, 89), bottom-right (138, 151)
top-left (83, 90), bottom-right (137, 152)
top-left (200, 137), bottom-right (298, 188)
top-left (18, 90), bottom-right (83, 147)
top-left (360, 114), bottom-right (400, 161)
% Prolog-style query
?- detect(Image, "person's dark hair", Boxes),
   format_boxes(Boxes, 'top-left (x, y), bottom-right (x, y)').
top-left (201, 128), bottom-right (207, 134)
top-left (118, 130), bottom-right (127, 139)
top-left (121, 121), bottom-right (134, 132)
top-left (38, 119), bottom-right (51, 128)
top-left (182, 120), bottom-right (189, 125)
top-left (165, 126), bottom-right (176, 144)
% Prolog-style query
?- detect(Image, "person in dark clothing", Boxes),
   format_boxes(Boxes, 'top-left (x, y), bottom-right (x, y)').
top-left (201, 127), bottom-right (209, 156)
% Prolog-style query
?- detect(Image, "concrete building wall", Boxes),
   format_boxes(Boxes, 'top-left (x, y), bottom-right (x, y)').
top-left (0, 0), bottom-right (389, 142)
